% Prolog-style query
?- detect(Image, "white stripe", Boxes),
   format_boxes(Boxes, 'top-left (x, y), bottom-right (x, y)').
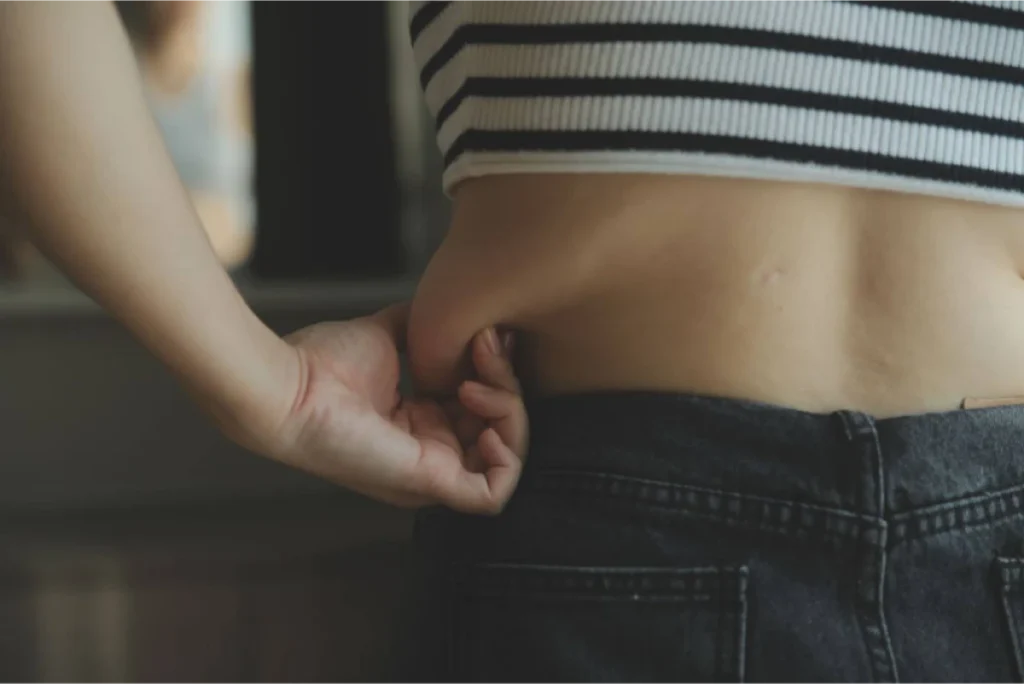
top-left (442, 150), bottom-right (1024, 206)
top-left (412, 1), bottom-right (461, 72)
top-left (437, 96), bottom-right (1024, 173)
top-left (413, 1), bottom-right (1024, 72)
top-left (423, 42), bottom-right (1024, 124)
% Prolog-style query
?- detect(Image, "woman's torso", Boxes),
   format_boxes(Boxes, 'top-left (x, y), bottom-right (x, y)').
top-left (406, 1), bottom-right (1024, 417)
top-left (409, 175), bottom-right (1024, 418)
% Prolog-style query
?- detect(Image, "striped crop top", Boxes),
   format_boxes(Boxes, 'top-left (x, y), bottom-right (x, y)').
top-left (409, 1), bottom-right (1024, 206)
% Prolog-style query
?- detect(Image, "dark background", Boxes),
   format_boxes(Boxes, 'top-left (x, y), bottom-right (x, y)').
top-left (251, 1), bottom-right (405, 280)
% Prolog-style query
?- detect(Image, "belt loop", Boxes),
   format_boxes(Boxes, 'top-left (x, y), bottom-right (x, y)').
top-left (833, 410), bottom-right (885, 518)
top-left (836, 410), bottom-right (877, 443)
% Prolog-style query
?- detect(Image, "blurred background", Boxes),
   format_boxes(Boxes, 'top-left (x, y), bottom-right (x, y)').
top-left (0, 2), bottom-right (446, 680)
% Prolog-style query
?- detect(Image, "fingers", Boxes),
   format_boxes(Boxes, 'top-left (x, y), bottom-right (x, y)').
top-left (461, 326), bottom-right (529, 459)
top-left (413, 427), bottom-right (523, 515)
top-left (383, 323), bottom-right (527, 515)
top-left (441, 398), bottom-right (487, 475)
top-left (458, 380), bottom-right (518, 420)
top-left (405, 399), bottom-right (461, 454)
top-left (474, 427), bottom-right (523, 512)
top-left (471, 328), bottom-right (519, 393)
top-left (459, 379), bottom-right (529, 459)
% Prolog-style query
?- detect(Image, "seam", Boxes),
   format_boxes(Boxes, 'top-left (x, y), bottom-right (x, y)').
top-left (458, 563), bottom-right (747, 596)
top-left (532, 469), bottom-right (879, 550)
top-left (534, 467), bottom-right (1024, 550)
top-left (865, 419), bottom-right (900, 683)
top-left (535, 468), bottom-right (875, 520)
top-left (889, 481), bottom-right (1024, 546)
top-left (842, 411), bottom-right (900, 683)
top-left (462, 593), bottom-right (722, 603)
top-left (735, 567), bottom-right (749, 683)
top-left (464, 562), bottom-right (743, 575)
top-left (457, 561), bottom-right (749, 681)
top-left (997, 557), bottom-right (1024, 681)
top-left (638, 503), bottom-right (874, 550)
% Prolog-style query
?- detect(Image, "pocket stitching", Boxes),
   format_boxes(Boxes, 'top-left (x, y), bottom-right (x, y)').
top-left (996, 557), bottom-right (1024, 681)
top-left (532, 468), bottom-right (874, 550)
top-left (452, 562), bottom-right (749, 682)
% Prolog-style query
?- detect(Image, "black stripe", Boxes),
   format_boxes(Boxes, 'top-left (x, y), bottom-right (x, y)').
top-left (410, 2), bottom-right (451, 43)
top-left (442, 130), bottom-right (1024, 192)
top-left (435, 77), bottom-right (1024, 140)
top-left (419, 24), bottom-right (1024, 89)
top-left (850, 1), bottom-right (1024, 30)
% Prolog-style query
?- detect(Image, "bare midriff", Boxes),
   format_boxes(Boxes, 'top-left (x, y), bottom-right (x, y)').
top-left (407, 174), bottom-right (1024, 418)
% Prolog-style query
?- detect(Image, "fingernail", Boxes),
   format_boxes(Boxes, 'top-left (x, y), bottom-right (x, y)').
top-left (500, 330), bottom-right (515, 356)
top-left (484, 328), bottom-right (500, 355)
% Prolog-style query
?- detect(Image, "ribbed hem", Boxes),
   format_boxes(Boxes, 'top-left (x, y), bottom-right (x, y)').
top-left (415, 0), bottom-right (1024, 207)
top-left (442, 150), bottom-right (1024, 208)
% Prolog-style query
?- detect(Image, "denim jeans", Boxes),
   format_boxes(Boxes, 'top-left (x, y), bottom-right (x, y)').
top-left (413, 391), bottom-right (1024, 682)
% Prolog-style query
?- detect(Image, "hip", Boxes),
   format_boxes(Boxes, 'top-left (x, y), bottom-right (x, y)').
top-left (412, 391), bottom-right (1024, 681)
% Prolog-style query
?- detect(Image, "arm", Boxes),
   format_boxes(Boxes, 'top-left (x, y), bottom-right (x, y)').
top-left (0, 2), bottom-right (527, 513)
top-left (0, 2), bottom-right (295, 435)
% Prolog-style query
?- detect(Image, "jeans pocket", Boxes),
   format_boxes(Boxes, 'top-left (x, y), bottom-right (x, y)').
top-left (450, 563), bottom-right (750, 683)
top-left (998, 557), bottom-right (1024, 682)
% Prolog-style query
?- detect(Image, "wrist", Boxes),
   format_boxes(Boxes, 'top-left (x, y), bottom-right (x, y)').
top-left (189, 309), bottom-right (303, 454)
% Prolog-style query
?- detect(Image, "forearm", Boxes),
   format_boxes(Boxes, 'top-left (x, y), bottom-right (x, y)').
top-left (0, 2), bottom-right (295, 429)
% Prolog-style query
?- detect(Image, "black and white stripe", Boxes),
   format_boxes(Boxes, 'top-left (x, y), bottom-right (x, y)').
top-left (409, 1), bottom-right (1024, 203)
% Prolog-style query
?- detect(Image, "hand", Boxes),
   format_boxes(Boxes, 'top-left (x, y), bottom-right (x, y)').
top-left (237, 304), bottom-right (528, 515)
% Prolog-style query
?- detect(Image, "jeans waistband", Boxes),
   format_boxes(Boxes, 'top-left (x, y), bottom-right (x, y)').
top-left (522, 391), bottom-right (1024, 532)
